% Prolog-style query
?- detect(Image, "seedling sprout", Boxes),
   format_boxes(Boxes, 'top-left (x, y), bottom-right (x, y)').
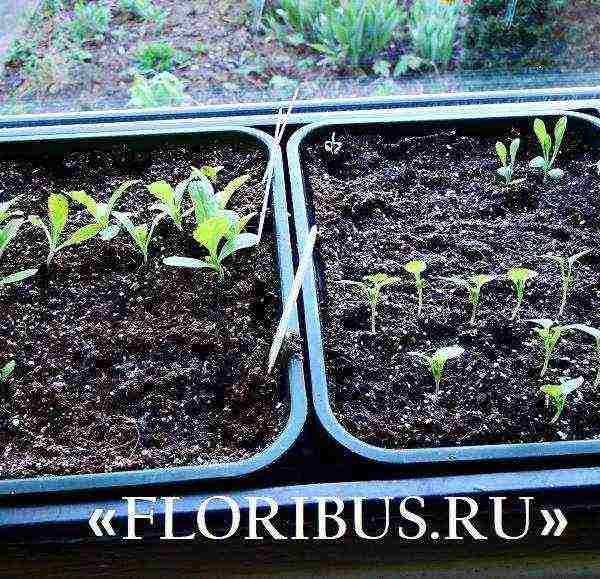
top-left (440, 274), bottom-right (496, 324)
top-left (540, 376), bottom-right (583, 424)
top-left (506, 267), bottom-right (538, 320)
top-left (403, 259), bottom-right (426, 316)
top-left (113, 211), bottom-right (166, 263)
top-left (339, 273), bottom-right (400, 334)
top-left (67, 180), bottom-right (139, 241)
top-left (325, 132), bottom-right (342, 156)
top-left (527, 318), bottom-right (566, 377)
top-left (495, 138), bottom-right (523, 186)
top-left (29, 194), bottom-right (104, 266)
top-left (408, 345), bottom-right (464, 395)
top-left (529, 117), bottom-right (567, 181)
top-left (540, 250), bottom-right (590, 318)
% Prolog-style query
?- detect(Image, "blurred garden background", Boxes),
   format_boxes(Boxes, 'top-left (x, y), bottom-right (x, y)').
top-left (0, 0), bottom-right (599, 114)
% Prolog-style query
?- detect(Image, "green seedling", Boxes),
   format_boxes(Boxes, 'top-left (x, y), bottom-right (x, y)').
top-left (68, 180), bottom-right (139, 241)
top-left (188, 169), bottom-right (250, 227)
top-left (408, 345), bottom-right (464, 395)
top-left (541, 376), bottom-right (583, 424)
top-left (529, 117), bottom-right (567, 181)
top-left (404, 259), bottom-right (426, 316)
top-left (324, 132), bottom-right (342, 156)
top-left (439, 274), bottom-right (496, 324)
top-left (0, 196), bottom-right (23, 224)
top-left (0, 269), bottom-right (38, 287)
top-left (495, 138), bottom-right (523, 186)
top-left (1, 360), bottom-right (15, 383)
top-left (506, 267), bottom-right (538, 320)
top-left (339, 273), bottom-right (400, 334)
top-left (164, 213), bottom-right (258, 281)
top-left (540, 250), bottom-right (590, 318)
top-left (113, 211), bottom-right (166, 263)
top-left (147, 177), bottom-right (192, 231)
top-left (29, 194), bottom-right (104, 266)
top-left (527, 318), bottom-right (566, 377)
top-left (561, 324), bottom-right (600, 387)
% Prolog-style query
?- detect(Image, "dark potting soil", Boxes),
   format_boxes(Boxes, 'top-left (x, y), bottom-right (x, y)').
top-left (302, 120), bottom-right (600, 449)
top-left (0, 139), bottom-right (289, 479)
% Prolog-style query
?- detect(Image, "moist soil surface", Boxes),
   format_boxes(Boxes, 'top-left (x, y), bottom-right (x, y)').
top-left (0, 138), bottom-right (289, 479)
top-left (302, 119), bottom-right (600, 449)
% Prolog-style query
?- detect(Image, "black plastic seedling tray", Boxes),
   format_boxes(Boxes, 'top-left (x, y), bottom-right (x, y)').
top-left (287, 108), bottom-right (600, 467)
top-left (0, 124), bottom-right (307, 496)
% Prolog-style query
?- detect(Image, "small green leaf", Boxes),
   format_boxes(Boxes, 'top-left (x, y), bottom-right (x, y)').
top-left (529, 156), bottom-right (546, 169)
top-left (404, 260), bottom-right (426, 275)
top-left (163, 256), bottom-right (213, 269)
top-left (217, 174), bottom-right (251, 209)
top-left (554, 116), bottom-right (567, 151)
top-left (193, 216), bottom-right (230, 257)
top-left (61, 222), bottom-right (103, 248)
top-left (507, 267), bottom-right (538, 284)
top-left (547, 168), bottom-right (565, 180)
top-left (148, 181), bottom-right (175, 205)
top-left (1, 360), bottom-right (15, 382)
top-left (509, 138), bottom-right (520, 163)
top-left (48, 193), bottom-right (69, 244)
top-left (435, 346), bottom-right (465, 361)
top-left (533, 118), bottom-right (548, 147)
top-left (0, 268), bottom-right (38, 286)
top-left (219, 232), bottom-right (258, 261)
top-left (199, 165), bottom-right (223, 182)
top-left (495, 142), bottom-right (507, 166)
top-left (67, 190), bottom-right (98, 219)
top-left (108, 179), bottom-right (139, 213)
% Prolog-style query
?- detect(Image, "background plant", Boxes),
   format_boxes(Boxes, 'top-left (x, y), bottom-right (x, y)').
top-left (272, 0), bottom-right (405, 68)
top-left (506, 267), bottom-right (537, 320)
top-left (29, 194), bottom-right (104, 266)
top-left (528, 318), bottom-right (566, 377)
top-left (340, 273), bottom-right (400, 334)
top-left (461, 0), bottom-right (566, 69)
top-left (119, 0), bottom-right (167, 27)
top-left (403, 259), bottom-right (426, 316)
top-left (67, 180), bottom-right (139, 241)
top-left (409, 345), bottom-right (464, 395)
top-left (66, 1), bottom-right (111, 43)
top-left (541, 250), bottom-right (590, 318)
top-left (495, 138), bottom-right (522, 186)
top-left (562, 324), bottom-right (600, 387)
top-left (440, 274), bottom-right (496, 324)
top-left (530, 117), bottom-right (567, 181)
top-left (128, 72), bottom-right (189, 108)
top-left (541, 376), bottom-right (583, 424)
top-left (409, 0), bottom-right (461, 68)
top-left (134, 42), bottom-right (186, 75)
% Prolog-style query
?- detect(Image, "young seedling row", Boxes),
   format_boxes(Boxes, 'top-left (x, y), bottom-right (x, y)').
top-left (337, 117), bottom-right (598, 424)
top-left (0, 165), bottom-right (262, 385)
